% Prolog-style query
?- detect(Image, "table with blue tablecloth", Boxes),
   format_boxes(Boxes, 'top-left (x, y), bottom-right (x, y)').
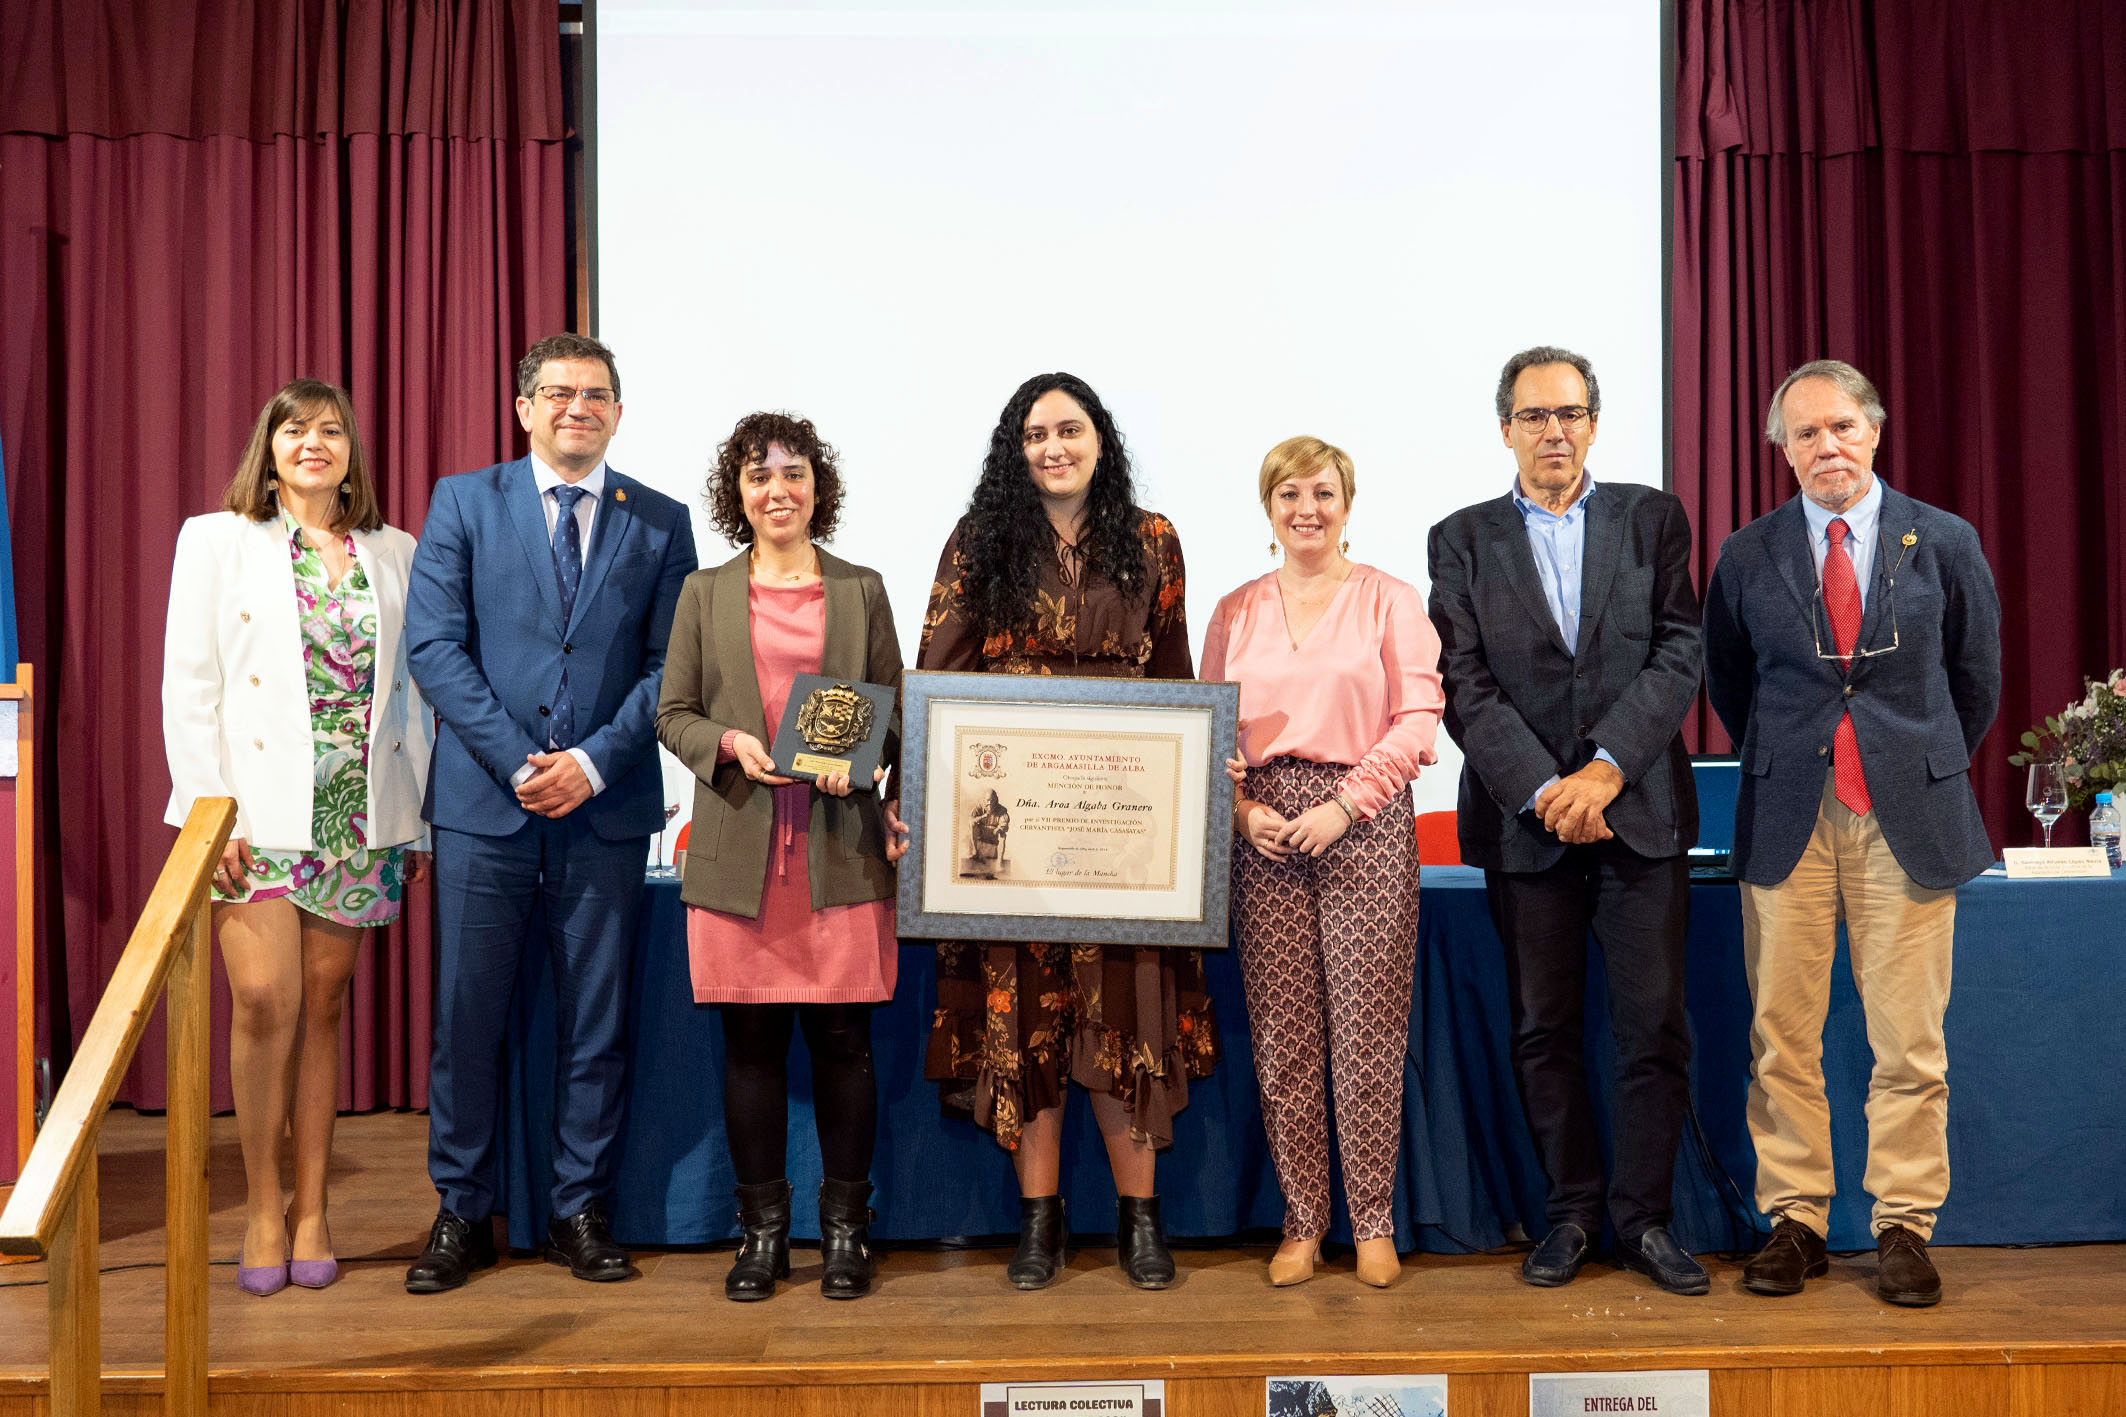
top-left (497, 866), bottom-right (2126, 1254)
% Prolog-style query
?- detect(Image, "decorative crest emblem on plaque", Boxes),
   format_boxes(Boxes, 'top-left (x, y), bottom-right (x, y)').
top-left (796, 682), bottom-right (874, 754)
top-left (968, 742), bottom-right (1007, 778)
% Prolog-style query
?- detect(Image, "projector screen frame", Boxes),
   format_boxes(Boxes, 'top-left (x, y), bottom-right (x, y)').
top-left (577, 0), bottom-right (1679, 493)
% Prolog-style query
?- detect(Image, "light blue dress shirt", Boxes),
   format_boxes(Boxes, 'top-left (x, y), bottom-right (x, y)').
top-left (1799, 472), bottom-right (1883, 613)
top-left (1511, 473), bottom-right (1617, 813)
top-left (514, 455), bottom-right (611, 795)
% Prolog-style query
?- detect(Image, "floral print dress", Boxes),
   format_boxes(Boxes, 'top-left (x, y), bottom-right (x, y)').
top-left (214, 514), bottom-right (408, 926)
top-left (918, 510), bottom-right (1219, 1152)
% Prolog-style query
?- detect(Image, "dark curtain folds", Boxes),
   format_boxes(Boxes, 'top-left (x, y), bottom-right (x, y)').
top-left (0, 1), bottom-right (567, 1110)
top-left (1673, 0), bottom-right (2126, 851)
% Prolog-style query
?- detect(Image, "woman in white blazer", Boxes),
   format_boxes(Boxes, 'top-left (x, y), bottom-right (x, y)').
top-left (162, 379), bottom-right (433, 1296)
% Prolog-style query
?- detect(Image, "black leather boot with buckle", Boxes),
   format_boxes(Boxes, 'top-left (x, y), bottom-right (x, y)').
top-left (818, 1178), bottom-right (877, 1300)
top-left (725, 1179), bottom-right (792, 1302)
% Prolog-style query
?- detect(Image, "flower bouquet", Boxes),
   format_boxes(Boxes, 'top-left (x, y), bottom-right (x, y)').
top-left (2008, 669), bottom-right (2126, 811)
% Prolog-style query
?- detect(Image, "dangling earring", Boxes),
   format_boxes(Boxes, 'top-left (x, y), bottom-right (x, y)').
top-left (1340, 538), bottom-right (1350, 554)
top-left (1268, 540), bottom-right (1279, 557)
top-left (340, 479), bottom-right (351, 496)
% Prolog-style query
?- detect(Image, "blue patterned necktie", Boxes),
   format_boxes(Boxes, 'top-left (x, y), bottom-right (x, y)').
top-left (549, 484), bottom-right (590, 748)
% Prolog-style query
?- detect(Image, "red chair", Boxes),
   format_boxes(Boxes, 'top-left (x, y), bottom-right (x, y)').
top-left (1415, 810), bottom-right (1461, 867)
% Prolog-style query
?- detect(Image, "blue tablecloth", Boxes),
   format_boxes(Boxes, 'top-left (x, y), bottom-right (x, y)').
top-left (498, 866), bottom-right (2126, 1253)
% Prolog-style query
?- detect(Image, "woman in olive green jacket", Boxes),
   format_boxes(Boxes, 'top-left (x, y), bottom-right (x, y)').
top-left (654, 412), bottom-right (903, 1302)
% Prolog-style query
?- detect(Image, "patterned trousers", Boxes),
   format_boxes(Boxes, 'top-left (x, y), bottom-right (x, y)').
top-left (1231, 757), bottom-right (1419, 1241)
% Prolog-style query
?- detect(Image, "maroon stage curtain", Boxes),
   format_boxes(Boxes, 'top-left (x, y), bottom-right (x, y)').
top-left (0, 0), bottom-right (568, 1110)
top-left (1672, 0), bottom-right (2126, 852)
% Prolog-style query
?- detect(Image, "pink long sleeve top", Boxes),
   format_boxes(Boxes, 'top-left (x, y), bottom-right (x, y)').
top-left (1200, 565), bottom-right (1445, 821)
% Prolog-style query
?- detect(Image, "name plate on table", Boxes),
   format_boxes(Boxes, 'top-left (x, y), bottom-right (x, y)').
top-left (766, 674), bottom-right (895, 789)
top-left (1530, 1370), bottom-right (1708, 1417)
top-left (2003, 847), bottom-right (2115, 879)
top-left (897, 671), bottom-right (1239, 949)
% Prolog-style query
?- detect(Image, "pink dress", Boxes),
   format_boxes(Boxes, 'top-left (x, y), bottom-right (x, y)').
top-left (684, 580), bottom-right (899, 1004)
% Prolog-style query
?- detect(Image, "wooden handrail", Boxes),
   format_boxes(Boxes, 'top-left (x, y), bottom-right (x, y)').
top-left (0, 797), bottom-right (231, 1255)
top-left (0, 795), bottom-right (232, 1417)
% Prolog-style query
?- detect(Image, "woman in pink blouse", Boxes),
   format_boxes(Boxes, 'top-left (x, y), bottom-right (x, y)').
top-left (655, 412), bottom-right (904, 1303)
top-left (1201, 435), bottom-right (1445, 1288)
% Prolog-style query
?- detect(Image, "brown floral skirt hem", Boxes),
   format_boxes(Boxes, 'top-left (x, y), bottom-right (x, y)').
top-left (924, 940), bottom-right (1219, 1152)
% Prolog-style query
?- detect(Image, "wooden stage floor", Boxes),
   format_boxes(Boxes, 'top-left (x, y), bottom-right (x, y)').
top-left (0, 1111), bottom-right (2120, 1416)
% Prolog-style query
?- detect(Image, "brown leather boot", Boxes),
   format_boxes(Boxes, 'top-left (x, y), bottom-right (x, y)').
top-left (1742, 1216), bottom-right (1828, 1296)
top-left (1875, 1224), bottom-right (1942, 1307)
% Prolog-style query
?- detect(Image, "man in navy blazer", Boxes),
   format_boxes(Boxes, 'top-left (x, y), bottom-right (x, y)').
top-left (1704, 359), bottom-right (2000, 1308)
top-left (1428, 347), bottom-right (1708, 1296)
top-left (403, 333), bottom-right (696, 1291)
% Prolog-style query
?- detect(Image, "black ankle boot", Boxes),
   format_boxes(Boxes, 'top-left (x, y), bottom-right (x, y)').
top-left (1007, 1195), bottom-right (1067, 1290)
top-left (1116, 1195), bottom-right (1175, 1290)
top-left (817, 1178), bottom-right (876, 1300)
top-left (725, 1180), bottom-right (791, 1302)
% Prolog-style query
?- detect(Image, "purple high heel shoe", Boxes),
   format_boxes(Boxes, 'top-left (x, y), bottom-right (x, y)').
top-left (283, 1212), bottom-right (338, 1289)
top-left (289, 1256), bottom-right (339, 1289)
top-left (237, 1260), bottom-right (290, 1296)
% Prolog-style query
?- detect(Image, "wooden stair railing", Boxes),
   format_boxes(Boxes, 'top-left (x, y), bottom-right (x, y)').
top-left (0, 798), bottom-right (235, 1417)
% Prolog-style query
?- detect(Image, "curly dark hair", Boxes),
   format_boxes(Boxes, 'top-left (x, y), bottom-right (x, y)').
top-left (705, 410), bottom-right (845, 546)
top-left (959, 372), bottom-right (1148, 634)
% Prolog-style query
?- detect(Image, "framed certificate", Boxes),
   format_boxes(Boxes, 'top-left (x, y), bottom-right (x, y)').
top-left (895, 670), bottom-right (1240, 948)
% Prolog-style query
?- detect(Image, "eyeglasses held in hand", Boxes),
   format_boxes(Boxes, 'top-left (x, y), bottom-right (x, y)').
top-left (533, 385), bottom-right (617, 410)
top-left (1508, 405), bottom-right (1592, 432)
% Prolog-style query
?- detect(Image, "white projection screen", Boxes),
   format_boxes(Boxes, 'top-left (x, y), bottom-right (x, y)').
top-left (593, 0), bottom-right (1664, 818)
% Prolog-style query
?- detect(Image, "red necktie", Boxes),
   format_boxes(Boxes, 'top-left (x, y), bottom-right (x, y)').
top-left (1824, 518), bottom-right (1872, 815)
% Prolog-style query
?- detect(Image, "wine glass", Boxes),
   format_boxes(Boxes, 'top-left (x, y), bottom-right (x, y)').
top-left (650, 802), bottom-right (682, 878)
top-left (2025, 762), bottom-right (2069, 848)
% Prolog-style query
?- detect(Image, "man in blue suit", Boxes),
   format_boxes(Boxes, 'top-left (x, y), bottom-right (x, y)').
top-left (403, 333), bottom-right (695, 1291)
top-left (1705, 359), bottom-right (2000, 1308)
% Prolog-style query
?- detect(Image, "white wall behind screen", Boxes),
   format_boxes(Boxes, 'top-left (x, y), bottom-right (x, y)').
top-left (595, 0), bottom-right (1663, 827)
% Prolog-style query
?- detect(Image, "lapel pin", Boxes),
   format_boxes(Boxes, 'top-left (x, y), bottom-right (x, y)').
top-left (615, 489), bottom-right (627, 502)
top-left (1901, 531), bottom-right (1916, 546)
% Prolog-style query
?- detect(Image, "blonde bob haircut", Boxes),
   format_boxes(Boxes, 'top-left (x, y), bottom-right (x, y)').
top-left (1256, 435), bottom-right (1356, 512)
top-left (222, 378), bottom-right (383, 534)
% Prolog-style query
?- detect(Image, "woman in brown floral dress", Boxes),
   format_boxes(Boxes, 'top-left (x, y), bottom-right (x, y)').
top-left (917, 371), bottom-right (1218, 1290)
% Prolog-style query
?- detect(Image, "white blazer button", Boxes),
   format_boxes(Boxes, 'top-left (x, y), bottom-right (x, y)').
top-left (253, 738), bottom-right (265, 750)
top-left (394, 741), bottom-right (403, 752)
top-left (240, 611), bottom-right (252, 622)
top-left (249, 675), bottom-right (260, 687)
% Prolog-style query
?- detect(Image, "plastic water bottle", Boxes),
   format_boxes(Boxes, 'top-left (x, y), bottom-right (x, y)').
top-left (2092, 792), bottom-right (2123, 871)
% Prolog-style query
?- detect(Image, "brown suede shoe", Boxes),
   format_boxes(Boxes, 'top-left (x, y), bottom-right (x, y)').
top-left (1875, 1224), bottom-right (1942, 1307)
top-left (1742, 1217), bottom-right (1829, 1296)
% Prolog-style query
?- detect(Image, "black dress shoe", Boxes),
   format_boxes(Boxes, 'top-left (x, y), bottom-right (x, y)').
top-left (1875, 1224), bottom-right (1942, 1307)
top-left (1520, 1221), bottom-right (1591, 1287)
top-left (1615, 1226), bottom-right (1710, 1296)
top-left (545, 1202), bottom-right (636, 1282)
top-left (818, 1178), bottom-right (876, 1300)
top-left (1007, 1195), bottom-right (1067, 1290)
top-left (726, 1180), bottom-right (792, 1302)
top-left (1742, 1216), bottom-right (1829, 1296)
top-left (405, 1208), bottom-right (497, 1293)
top-left (1116, 1195), bottom-right (1175, 1290)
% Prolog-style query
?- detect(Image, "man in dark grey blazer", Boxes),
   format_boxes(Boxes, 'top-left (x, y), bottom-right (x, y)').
top-left (1428, 346), bottom-right (1707, 1295)
top-left (1704, 359), bottom-right (2000, 1308)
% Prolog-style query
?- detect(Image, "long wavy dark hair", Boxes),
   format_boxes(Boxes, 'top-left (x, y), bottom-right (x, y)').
top-left (959, 372), bottom-right (1148, 634)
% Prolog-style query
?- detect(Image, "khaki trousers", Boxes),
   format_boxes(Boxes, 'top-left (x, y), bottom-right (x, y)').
top-left (1738, 771), bottom-right (1956, 1240)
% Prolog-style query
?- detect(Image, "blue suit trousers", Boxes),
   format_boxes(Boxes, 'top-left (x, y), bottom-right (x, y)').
top-left (428, 817), bottom-right (647, 1220)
